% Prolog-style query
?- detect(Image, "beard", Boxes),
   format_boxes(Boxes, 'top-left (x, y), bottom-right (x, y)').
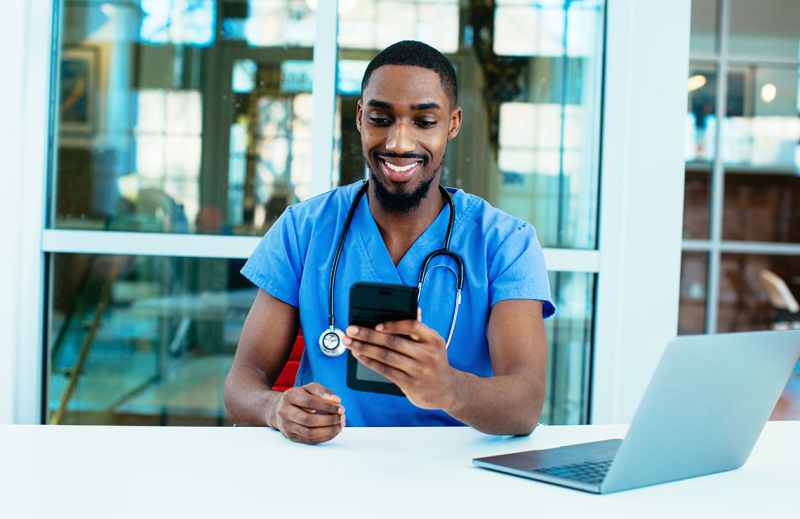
top-left (366, 151), bottom-right (444, 214)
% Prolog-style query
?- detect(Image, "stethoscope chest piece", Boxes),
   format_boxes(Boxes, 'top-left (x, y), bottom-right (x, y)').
top-left (317, 181), bottom-right (464, 357)
top-left (319, 326), bottom-right (346, 357)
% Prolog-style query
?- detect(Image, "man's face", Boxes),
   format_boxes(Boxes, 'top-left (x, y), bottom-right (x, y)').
top-left (357, 65), bottom-right (462, 213)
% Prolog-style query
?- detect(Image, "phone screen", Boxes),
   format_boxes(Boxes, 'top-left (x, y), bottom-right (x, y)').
top-left (347, 282), bottom-right (419, 396)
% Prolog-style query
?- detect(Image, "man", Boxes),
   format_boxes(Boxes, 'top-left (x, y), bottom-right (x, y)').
top-left (224, 40), bottom-right (554, 444)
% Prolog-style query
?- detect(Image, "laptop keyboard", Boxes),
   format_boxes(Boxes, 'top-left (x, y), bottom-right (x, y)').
top-left (535, 459), bottom-right (613, 484)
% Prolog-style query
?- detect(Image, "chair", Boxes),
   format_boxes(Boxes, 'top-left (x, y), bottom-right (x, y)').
top-left (272, 332), bottom-right (305, 391)
top-left (759, 269), bottom-right (800, 330)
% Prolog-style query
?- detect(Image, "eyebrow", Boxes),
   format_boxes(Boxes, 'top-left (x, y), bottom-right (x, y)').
top-left (366, 100), bottom-right (442, 111)
top-left (411, 102), bottom-right (441, 111)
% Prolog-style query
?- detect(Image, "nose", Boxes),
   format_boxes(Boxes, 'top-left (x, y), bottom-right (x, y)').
top-left (385, 121), bottom-right (415, 155)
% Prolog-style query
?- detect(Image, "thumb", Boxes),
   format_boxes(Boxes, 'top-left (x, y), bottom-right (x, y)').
top-left (305, 382), bottom-right (341, 403)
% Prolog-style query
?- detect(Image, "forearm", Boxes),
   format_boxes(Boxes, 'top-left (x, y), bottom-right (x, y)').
top-left (441, 369), bottom-right (544, 436)
top-left (223, 365), bottom-right (283, 428)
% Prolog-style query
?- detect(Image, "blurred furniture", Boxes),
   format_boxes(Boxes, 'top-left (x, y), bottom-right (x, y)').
top-left (128, 289), bottom-right (303, 390)
top-left (723, 266), bottom-right (770, 332)
top-left (2, 422), bottom-right (798, 517)
top-left (759, 269), bottom-right (800, 330)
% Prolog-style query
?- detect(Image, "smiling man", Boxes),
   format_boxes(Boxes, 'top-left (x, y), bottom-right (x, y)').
top-left (224, 41), bottom-right (555, 444)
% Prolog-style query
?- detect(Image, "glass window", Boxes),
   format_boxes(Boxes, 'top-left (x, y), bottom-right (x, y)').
top-left (678, 252), bottom-right (708, 335)
top-left (684, 61), bottom-right (716, 241)
top-left (717, 253), bottom-right (800, 333)
top-left (50, 0), bottom-right (605, 427)
top-left (689, 0), bottom-right (717, 56)
top-left (722, 65), bottom-right (800, 174)
top-left (47, 253), bottom-right (252, 425)
top-left (47, 254), bottom-right (597, 426)
top-left (680, 0), bottom-right (800, 422)
top-left (335, 0), bottom-right (605, 249)
top-left (722, 173), bottom-right (800, 243)
top-left (55, 0), bottom-right (316, 236)
top-left (338, 0), bottom-right (460, 53)
top-left (221, 0), bottom-right (316, 47)
top-left (682, 169), bottom-right (710, 240)
top-left (542, 272), bottom-right (595, 425)
top-left (729, 0), bottom-right (800, 60)
top-left (686, 62), bottom-right (717, 164)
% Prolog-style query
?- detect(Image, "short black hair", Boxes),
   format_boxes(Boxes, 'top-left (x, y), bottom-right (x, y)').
top-left (361, 40), bottom-right (458, 109)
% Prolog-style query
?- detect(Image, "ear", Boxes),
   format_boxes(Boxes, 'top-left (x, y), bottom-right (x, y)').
top-left (356, 99), bottom-right (363, 133)
top-left (447, 106), bottom-right (462, 141)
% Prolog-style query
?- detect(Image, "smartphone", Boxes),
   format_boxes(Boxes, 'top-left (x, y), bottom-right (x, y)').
top-left (347, 282), bottom-right (419, 396)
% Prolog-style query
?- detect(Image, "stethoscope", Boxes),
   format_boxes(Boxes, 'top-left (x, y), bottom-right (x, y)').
top-left (319, 181), bottom-right (465, 357)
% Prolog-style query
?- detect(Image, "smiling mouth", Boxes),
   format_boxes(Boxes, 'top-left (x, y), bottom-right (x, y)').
top-left (379, 158), bottom-right (422, 182)
top-left (384, 161), bottom-right (417, 173)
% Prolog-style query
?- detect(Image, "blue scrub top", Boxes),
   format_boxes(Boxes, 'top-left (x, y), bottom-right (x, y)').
top-left (242, 181), bottom-right (554, 427)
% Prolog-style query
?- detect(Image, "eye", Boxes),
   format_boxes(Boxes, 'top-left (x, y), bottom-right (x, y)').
top-left (416, 120), bottom-right (437, 129)
top-left (369, 117), bottom-right (391, 126)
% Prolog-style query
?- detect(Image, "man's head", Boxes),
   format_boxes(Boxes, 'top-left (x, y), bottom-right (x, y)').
top-left (361, 40), bottom-right (458, 110)
top-left (357, 41), bottom-right (462, 214)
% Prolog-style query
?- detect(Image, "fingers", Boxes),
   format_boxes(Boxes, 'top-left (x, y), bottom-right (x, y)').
top-left (304, 382), bottom-right (342, 405)
top-left (276, 385), bottom-right (346, 445)
top-left (283, 422), bottom-right (344, 445)
top-left (376, 319), bottom-right (431, 343)
top-left (347, 338), bottom-right (418, 378)
top-left (345, 323), bottom-right (424, 354)
top-left (288, 384), bottom-right (344, 415)
top-left (349, 348), bottom-right (410, 387)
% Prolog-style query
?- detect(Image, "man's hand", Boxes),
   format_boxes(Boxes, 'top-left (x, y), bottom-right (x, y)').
top-left (342, 316), bottom-right (458, 411)
top-left (272, 383), bottom-right (346, 445)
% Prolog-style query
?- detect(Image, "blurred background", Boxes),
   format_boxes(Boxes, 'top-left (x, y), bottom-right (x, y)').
top-left (28, 0), bottom-right (800, 426)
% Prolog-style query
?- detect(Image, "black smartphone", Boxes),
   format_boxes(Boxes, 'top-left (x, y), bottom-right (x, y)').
top-left (347, 282), bottom-right (419, 396)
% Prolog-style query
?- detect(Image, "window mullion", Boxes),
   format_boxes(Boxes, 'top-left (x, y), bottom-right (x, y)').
top-left (309, 1), bottom-right (340, 197)
top-left (705, 0), bottom-right (731, 335)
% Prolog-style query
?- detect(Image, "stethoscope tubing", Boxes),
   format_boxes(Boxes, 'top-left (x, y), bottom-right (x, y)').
top-left (323, 180), bottom-right (465, 353)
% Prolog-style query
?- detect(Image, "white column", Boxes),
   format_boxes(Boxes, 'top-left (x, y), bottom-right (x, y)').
top-left (309, 0), bottom-right (339, 196)
top-left (0, 0), bottom-right (28, 424)
top-left (0, 0), bottom-right (53, 424)
top-left (592, 0), bottom-right (691, 424)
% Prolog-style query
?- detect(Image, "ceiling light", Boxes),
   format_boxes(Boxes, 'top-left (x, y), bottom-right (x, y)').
top-left (761, 83), bottom-right (777, 103)
top-left (687, 75), bottom-right (707, 92)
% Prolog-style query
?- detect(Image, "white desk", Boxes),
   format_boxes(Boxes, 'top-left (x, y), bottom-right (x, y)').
top-left (1, 422), bottom-right (797, 518)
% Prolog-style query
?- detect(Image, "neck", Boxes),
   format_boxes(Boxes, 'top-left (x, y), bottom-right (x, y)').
top-left (367, 180), bottom-right (446, 266)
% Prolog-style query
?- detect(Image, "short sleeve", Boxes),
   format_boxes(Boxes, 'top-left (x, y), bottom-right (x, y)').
top-left (240, 207), bottom-right (303, 307)
top-left (488, 223), bottom-right (555, 319)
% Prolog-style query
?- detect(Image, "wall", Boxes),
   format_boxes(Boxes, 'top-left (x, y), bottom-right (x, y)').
top-left (593, 0), bottom-right (690, 423)
top-left (0, 1), bottom-right (27, 424)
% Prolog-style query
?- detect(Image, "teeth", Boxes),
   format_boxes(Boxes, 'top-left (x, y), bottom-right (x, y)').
top-left (383, 160), bottom-right (418, 173)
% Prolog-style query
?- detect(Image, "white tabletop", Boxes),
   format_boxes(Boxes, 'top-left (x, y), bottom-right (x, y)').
top-left (1, 422), bottom-right (797, 518)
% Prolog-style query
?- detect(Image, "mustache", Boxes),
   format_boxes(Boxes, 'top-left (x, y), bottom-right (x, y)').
top-left (374, 151), bottom-right (429, 164)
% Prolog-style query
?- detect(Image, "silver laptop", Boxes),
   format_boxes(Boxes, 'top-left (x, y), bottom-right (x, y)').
top-left (473, 330), bottom-right (800, 494)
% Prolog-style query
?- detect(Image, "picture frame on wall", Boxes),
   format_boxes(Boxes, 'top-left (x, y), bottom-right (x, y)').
top-left (60, 46), bottom-right (100, 135)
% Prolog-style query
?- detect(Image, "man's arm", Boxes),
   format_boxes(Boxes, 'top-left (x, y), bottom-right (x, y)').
top-left (224, 289), bottom-right (346, 444)
top-left (343, 299), bottom-right (547, 435)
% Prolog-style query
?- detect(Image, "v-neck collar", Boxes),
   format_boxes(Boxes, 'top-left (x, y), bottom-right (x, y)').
top-left (352, 188), bottom-right (454, 286)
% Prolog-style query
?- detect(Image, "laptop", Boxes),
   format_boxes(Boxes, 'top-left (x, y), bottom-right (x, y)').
top-left (473, 330), bottom-right (800, 494)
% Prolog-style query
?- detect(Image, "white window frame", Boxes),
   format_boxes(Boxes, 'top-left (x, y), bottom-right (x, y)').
top-left (0, 0), bottom-right (53, 424)
top-left (2, 0), bottom-right (689, 425)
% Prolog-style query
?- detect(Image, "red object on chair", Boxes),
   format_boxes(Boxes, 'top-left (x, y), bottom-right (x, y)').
top-left (272, 332), bottom-right (305, 392)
